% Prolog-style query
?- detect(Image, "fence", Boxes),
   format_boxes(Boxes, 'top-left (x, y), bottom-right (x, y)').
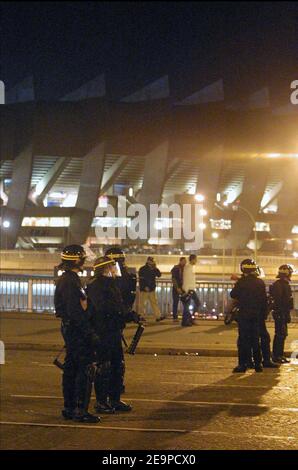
top-left (0, 273), bottom-right (298, 320)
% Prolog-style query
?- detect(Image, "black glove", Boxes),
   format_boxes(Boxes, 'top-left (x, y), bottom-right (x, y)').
top-left (91, 334), bottom-right (102, 350)
top-left (126, 310), bottom-right (141, 323)
top-left (286, 312), bottom-right (292, 324)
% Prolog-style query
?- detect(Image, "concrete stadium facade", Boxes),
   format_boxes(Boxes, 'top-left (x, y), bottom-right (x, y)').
top-left (1, 73), bottom-right (298, 256)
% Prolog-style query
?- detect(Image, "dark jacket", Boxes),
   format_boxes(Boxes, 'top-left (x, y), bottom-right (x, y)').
top-left (230, 274), bottom-right (268, 319)
top-left (54, 270), bottom-right (99, 345)
top-left (269, 278), bottom-right (293, 314)
top-left (116, 267), bottom-right (137, 308)
top-left (86, 275), bottom-right (135, 337)
top-left (138, 264), bottom-right (161, 292)
top-left (171, 264), bottom-right (184, 292)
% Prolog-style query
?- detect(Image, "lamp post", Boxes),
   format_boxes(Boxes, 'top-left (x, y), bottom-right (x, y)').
top-left (215, 201), bottom-right (258, 263)
top-left (212, 231), bottom-right (226, 314)
top-left (234, 204), bottom-right (258, 263)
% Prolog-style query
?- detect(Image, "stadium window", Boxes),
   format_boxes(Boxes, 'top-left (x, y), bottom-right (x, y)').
top-left (210, 219), bottom-right (232, 230)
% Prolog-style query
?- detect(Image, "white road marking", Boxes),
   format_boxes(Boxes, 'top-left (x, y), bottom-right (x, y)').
top-left (0, 421), bottom-right (295, 441)
top-left (161, 381), bottom-right (292, 390)
top-left (10, 394), bottom-right (298, 412)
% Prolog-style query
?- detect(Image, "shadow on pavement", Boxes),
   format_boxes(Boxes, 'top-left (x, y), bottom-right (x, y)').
top-left (118, 366), bottom-right (281, 450)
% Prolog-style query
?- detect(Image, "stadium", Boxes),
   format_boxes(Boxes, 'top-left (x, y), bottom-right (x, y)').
top-left (1, 72), bottom-right (298, 259)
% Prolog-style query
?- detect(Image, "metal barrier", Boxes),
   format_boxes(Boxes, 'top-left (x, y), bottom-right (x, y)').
top-left (0, 273), bottom-right (297, 320)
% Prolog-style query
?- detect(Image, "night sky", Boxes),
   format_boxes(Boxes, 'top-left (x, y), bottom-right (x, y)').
top-left (2, 1), bottom-right (298, 100)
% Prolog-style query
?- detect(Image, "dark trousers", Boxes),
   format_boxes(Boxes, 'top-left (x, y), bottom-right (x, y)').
top-left (95, 333), bottom-right (124, 405)
top-left (259, 318), bottom-right (271, 363)
top-left (182, 290), bottom-right (200, 326)
top-left (62, 324), bottom-right (94, 411)
top-left (172, 289), bottom-right (181, 319)
top-left (237, 316), bottom-right (262, 367)
top-left (273, 314), bottom-right (288, 359)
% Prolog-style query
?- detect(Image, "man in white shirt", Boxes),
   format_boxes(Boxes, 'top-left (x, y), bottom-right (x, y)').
top-left (181, 254), bottom-right (200, 326)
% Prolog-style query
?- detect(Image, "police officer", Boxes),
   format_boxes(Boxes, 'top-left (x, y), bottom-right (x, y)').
top-left (227, 273), bottom-right (277, 369)
top-left (54, 245), bottom-right (101, 423)
top-left (269, 264), bottom-right (294, 364)
top-left (86, 256), bottom-right (140, 413)
top-left (230, 259), bottom-right (267, 373)
top-left (105, 246), bottom-right (137, 309)
top-left (171, 257), bottom-right (186, 321)
top-left (105, 246), bottom-right (137, 393)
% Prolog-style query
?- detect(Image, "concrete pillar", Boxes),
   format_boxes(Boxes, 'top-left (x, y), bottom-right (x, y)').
top-left (226, 160), bottom-right (269, 250)
top-left (1, 141), bottom-right (34, 248)
top-left (68, 142), bottom-right (105, 245)
top-left (137, 141), bottom-right (169, 242)
top-left (196, 145), bottom-right (224, 207)
top-left (275, 161), bottom-right (298, 239)
top-left (138, 141), bottom-right (169, 207)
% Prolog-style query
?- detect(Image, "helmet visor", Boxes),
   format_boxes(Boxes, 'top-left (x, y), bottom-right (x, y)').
top-left (111, 261), bottom-right (122, 277)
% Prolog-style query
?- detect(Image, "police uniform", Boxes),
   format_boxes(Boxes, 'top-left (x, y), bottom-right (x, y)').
top-left (87, 256), bottom-right (139, 413)
top-left (230, 260), bottom-right (267, 373)
top-left (269, 265), bottom-right (294, 363)
top-left (54, 245), bottom-right (100, 423)
top-left (105, 247), bottom-right (137, 393)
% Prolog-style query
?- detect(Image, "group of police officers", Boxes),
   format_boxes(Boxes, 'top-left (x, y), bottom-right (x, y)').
top-left (54, 245), bottom-right (294, 423)
top-left (230, 258), bottom-right (294, 373)
top-left (54, 244), bottom-right (138, 423)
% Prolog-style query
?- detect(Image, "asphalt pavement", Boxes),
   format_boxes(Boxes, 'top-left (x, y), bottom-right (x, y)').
top-left (1, 350), bottom-right (298, 450)
top-left (1, 312), bottom-right (298, 356)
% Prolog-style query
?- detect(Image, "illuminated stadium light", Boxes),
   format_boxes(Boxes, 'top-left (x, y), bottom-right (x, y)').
top-left (267, 153), bottom-right (282, 158)
top-left (263, 204), bottom-right (278, 214)
top-left (22, 217), bottom-right (70, 227)
top-left (194, 193), bottom-right (205, 202)
top-left (2, 220), bottom-right (10, 228)
top-left (200, 208), bottom-right (207, 216)
top-left (187, 186), bottom-right (196, 195)
top-left (128, 187), bottom-right (134, 197)
top-left (291, 226), bottom-right (298, 234)
top-left (199, 222), bottom-right (206, 230)
top-left (293, 252), bottom-right (298, 259)
top-left (254, 222), bottom-right (270, 232)
top-left (210, 219), bottom-right (231, 230)
top-left (212, 232), bottom-right (219, 239)
top-left (286, 239), bottom-right (293, 245)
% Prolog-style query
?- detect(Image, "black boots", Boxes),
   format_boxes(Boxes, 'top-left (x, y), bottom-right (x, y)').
top-left (111, 400), bottom-right (132, 412)
top-left (72, 409), bottom-right (101, 423)
top-left (61, 408), bottom-right (74, 420)
top-left (94, 402), bottom-right (115, 414)
top-left (233, 365), bottom-right (247, 373)
top-left (262, 360), bottom-right (279, 368)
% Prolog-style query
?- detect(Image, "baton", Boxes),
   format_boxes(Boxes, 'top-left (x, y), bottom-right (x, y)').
top-left (127, 324), bottom-right (145, 355)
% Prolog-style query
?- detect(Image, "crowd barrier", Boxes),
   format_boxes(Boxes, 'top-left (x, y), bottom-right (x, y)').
top-left (1, 273), bottom-right (297, 321)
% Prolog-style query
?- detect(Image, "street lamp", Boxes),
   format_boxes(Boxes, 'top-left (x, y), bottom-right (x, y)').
top-left (194, 193), bottom-right (205, 202)
top-left (234, 204), bottom-right (258, 263)
top-left (2, 220), bottom-right (10, 229)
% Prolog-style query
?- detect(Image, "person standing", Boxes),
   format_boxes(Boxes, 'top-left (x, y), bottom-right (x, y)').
top-left (230, 259), bottom-right (267, 373)
top-left (54, 245), bottom-right (101, 423)
top-left (269, 264), bottom-right (294, 364)
top-left (86, 256), bottom-right (140, 413)
top-left (181, 254), bottom-right (200, 326)
top-left (171, 257), bottom-right (186, 321)
top-left (105, 246), bottom-right (137, 394)
top-left (138, 256), bottom-right (163, 322)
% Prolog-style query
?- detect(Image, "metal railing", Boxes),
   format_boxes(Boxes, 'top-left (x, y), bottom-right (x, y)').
top-left (0, 273), bottom-right (297, 320)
